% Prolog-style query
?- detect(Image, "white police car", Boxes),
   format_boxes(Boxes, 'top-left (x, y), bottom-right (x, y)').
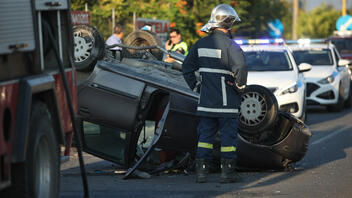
top-left (236, 39), bottom-right (311, 121)
top-left (289, 39), bottom-right (352, 111)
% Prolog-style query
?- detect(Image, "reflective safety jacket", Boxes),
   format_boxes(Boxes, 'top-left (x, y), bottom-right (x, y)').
top-left (171, 41), bottom-right (188, 55)
top-left (182, 30), bottom-right (247, 117)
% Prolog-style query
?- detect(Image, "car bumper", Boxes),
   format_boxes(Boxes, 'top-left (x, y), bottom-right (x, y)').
top-left (305, 79), bottom-right (339, 105)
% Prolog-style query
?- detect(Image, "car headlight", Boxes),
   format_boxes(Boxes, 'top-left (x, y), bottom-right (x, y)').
top-left (280, 84), bottom-right (298, 95)
top-left (318, 73), bottom-right (336, 84)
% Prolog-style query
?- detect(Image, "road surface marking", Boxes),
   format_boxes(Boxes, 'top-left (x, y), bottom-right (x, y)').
top-left (311, 126), bottom-right (351, 146)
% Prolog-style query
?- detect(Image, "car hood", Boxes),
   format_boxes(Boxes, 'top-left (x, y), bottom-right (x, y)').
top-left (303, 66), bottom-right (334, 79)
top-left (247, 71), bottom-right (297, 93)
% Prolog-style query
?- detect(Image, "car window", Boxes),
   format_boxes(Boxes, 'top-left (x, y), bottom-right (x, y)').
top-left (244, 51), bottom-right (292, 71)
top-left (330, 38), bottom-right (352, 54)
top-left (292, 49), bottom-right (333, 66)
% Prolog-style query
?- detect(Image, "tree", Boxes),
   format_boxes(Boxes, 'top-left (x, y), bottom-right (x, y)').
top-left (297, 4), bottom-right (340, 38)
top-left (71, 0), bottom-right (290, 45)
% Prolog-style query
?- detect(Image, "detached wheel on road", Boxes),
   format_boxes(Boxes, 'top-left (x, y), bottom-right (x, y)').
top-left (6, 102), bottom-right (60, 198)
top-left (239, 85), bottom-right (278, 134)
top-left (123, 30), bottom-right (163, 61)
top-left (73, 25), bottom-right (105, 71)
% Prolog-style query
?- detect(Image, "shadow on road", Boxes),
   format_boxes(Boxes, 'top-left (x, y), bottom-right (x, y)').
top-left (60, 107), bottom-right (352, 197)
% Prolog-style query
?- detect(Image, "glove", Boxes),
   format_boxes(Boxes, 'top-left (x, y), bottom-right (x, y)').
top-left (226, 79), bottom-right (245, 93)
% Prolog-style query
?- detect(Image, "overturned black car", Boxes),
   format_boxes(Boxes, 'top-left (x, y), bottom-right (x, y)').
top-left (73, 25), bottom-right (312, 179)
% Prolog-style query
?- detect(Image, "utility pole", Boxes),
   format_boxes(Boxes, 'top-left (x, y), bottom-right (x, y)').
top-left (133, 12), bottom-right (136, 31)
top-left (342, 0), bottom-right (346, 16)
top-left (292, 0), bottom-right (299, 40)
top-left (112, 8), bottom-right (115, 34)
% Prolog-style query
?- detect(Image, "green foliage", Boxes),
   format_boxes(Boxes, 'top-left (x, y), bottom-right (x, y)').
top-left (297, 4), bottom-right (340, 38)
top-left (236, 0), bottom-right (286, 37)
top-left (70, 0), bottom-right (290, 46)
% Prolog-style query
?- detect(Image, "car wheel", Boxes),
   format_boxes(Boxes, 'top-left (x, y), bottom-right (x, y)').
top-left (4, 102), bottom-right (60, 198)
top-left (239, 84), bottom-right (278, 134)
top-left (327, 84), bottom-right (344, 112)
top-left (73, 25), bottom-right (105, 71)
top-left (344, 82), bottom-right (352, 108)
top-left (299, 95), bottom-right (307, 122)
top-left (123, 30), bottom-right (163, 61)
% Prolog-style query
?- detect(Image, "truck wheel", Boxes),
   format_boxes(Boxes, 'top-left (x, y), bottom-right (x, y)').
top-left (239, 85), bottom-right (278, 135)
top-left (7, 102), bottom-right (60, 198)
top-left (123, 30), bottom-right (163, 61)
top-left (73, 25), bottom-right (105, 71)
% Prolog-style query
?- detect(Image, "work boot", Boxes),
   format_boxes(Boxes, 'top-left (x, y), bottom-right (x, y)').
top-left (220, 158), bottom-right (240, 183)
top-left (195, 158), bottom-right (209, 183)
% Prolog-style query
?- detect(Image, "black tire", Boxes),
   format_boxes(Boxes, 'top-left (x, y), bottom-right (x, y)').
top-left (239, 111), bottom-right (293, 146)
top-left (73, 25), bottom-right (105, 71)
top-left (239, 84), bottom-right (278, 134)
top-left (344, 82), bottom-right (352, 108)
top-left (327, 84), bottom-right (344, 112)
top-left (5, 102), bottom-right (60, 198)
top-left (122, 30), bottom-right (163, 61)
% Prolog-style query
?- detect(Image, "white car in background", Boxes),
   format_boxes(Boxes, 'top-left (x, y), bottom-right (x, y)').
top-left (289, 41), bottom-right (352, 111)
top-left (239, 42), bottom-right (311, 121)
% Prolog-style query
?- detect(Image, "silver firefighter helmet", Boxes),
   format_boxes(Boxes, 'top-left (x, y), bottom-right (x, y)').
top-left (201, 4), bottom-right (241, 33)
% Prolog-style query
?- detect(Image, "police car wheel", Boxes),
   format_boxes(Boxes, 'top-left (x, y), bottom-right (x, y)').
top-left (327, 83), bottom-right (344, 112)
top-left (123, 30), bottom-right (163, 61)
top-left (239, 85), bottom-right (278, 134)
top-left (344, 82), bottom-right (352, 108)
top-left (73, 25), bottom-right (105, 71)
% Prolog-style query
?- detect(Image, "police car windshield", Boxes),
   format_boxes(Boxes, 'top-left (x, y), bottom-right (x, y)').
top-left (330, 38), bottom-right (352, 54)
top-left (244, 51), bottom-right (292, 71)
top-left (292, 49), bottom-right (333, 66)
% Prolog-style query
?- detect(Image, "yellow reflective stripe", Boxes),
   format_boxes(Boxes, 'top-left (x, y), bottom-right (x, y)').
top-left (221, 146), bottom-right (236, 152)
top-left (198, 142), bottom-right (213, 149)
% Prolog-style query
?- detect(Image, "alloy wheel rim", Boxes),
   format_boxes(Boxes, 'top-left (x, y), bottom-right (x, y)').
top-left (239, 92), bottom-right (267, 126)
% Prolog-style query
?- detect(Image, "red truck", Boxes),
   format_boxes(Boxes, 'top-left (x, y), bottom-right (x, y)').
top-left (0, 0), bottom-right (85, 197)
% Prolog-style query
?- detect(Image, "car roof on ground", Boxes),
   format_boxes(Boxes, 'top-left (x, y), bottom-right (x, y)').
top-left (240, 44), bottom-right (289, 52)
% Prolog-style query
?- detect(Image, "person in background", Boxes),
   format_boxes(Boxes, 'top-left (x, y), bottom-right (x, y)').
top-left (182, 4), bottom-right (247, 183)
top-left (106, 23), bottom-right (124, 59)
top-left (164, 28), bottom-right (188, 63)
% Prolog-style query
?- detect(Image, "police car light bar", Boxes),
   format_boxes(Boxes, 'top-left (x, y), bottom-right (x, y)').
top-left (286, 38), bottom-right (327, 45)
top-left (234, 38), bottom-right (285, 45)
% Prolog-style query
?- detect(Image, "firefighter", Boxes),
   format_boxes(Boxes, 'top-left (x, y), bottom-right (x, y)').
top-left (182, 4), bottom-right (247, 183)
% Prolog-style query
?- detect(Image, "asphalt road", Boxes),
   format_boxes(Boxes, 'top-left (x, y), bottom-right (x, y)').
top-left (60, 106), bottom-right (352, 198)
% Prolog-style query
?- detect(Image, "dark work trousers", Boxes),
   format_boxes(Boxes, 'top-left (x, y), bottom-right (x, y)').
top-left (196, 116), bottom-right (239, 160)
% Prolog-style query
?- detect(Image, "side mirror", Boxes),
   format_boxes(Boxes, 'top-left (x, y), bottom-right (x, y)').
top-left (338, 59), bottom-right (351, 66)
top-left (298, 63), bottom-right (312, 73)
